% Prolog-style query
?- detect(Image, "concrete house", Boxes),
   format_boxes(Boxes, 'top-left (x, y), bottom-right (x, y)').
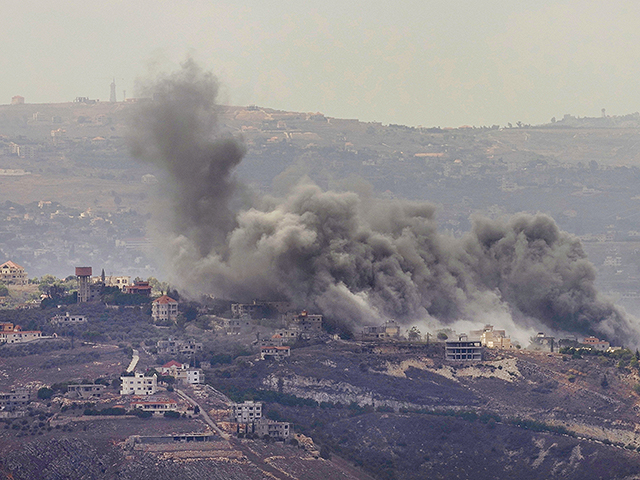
top-left (130, 400), bottom-right (179, 414)
top-left (0, 388), bottom-right (30, 408)
top-left (255, 419), bottom-right (291, 439)
top-left (120, 372), bottom-right (157, 396)
top-left (152, 295), bottom-right (179, 323)
top-left (156, 339), bottom-right (203, 355)
top-left (470, 325), bottom-right (513, 349)
top-left (445, 334), bottom-right (483, 361)
top-left (582, 336), bottom-right (610, 351)
top-left (67, 384), bottom-right (106, 399)
top-left (0, 323), bottom-right (42, 344)
top-left (231, 401), bottom-right (262, 423)
top-left (160, 360), bottom-right (204, 385)
top-left (287, 311), bottom-right (323, 333)
top-left (361, 320), bottom-right (401, 341)
top-left (0, 261), bottom-right (27, 285)
top-left (51, 313), bottom-right (87, 326)
top-left (260, 345), bottom-right (291, 360)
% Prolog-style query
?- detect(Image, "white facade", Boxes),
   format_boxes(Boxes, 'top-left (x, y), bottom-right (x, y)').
top-left (51, 313), bottom-right (87, 326)
top-left (0, 323), bottom-right (42, 344)
top-left (120, 372), bottom-right (157, 395)
top-left (0, 331), bottom-right (42, 344)
top-left (152, 296), bottom-right (179, 323)
top-left (131, 400), bottom-right (179, 413)
top-left (0, 261), bottom-right (27, 285)
top-left (260, 345), bottom-right (291, 360)
top-left (231, 401), bottom-right (263, 423)
top-left (182, 369), bottom-right (203, 385)
top-left (161, 361), bottom-right (204, 385)
top-left (92, 275), bottom-right (131, 290)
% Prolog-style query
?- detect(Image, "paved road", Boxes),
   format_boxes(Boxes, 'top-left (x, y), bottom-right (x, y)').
top-left (176, 388), bottom-right (230, 440)
top-left (126, 349), bottom-right (139, 373)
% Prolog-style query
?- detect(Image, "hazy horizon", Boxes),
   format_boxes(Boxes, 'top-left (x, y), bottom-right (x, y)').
top-left (3, 1), bottom-right (640, 127)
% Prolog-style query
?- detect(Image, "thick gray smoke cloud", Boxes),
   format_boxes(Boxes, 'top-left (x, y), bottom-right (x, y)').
top-left (130, 59), bottom-right (245, 257)
top-left (129, 61), bottom-right (640, 346)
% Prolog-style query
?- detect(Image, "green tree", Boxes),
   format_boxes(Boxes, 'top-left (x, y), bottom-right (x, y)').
top-left (407, 326), bottom-right (421, 342)
top-left (146, 277), bottom-right (170, 296)
top-left (0, 283), bottom-right (8, 296)
top-left (320, 445), bottom-right (332, 460)
top-left (37, 387), bottom-right (54, 400)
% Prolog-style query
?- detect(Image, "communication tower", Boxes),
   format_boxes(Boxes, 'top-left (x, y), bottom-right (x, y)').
top-left (110, 78), bottom-right (117, 103)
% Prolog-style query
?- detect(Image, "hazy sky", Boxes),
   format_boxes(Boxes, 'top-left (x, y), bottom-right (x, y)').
top-left (2, 0), bottom-right (640, 127)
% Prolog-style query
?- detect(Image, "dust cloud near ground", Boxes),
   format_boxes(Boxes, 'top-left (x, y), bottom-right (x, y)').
top-left (128, 60), bottom-right (640, 346)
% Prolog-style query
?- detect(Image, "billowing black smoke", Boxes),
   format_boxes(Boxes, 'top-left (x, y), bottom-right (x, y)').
top-left (129, 59), bottom-right (245, 257)
top-left (129, 61), bottom-right (640, 346)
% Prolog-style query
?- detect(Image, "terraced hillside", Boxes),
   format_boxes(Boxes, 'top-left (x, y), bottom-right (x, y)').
top-left (204, 340), bottom-right (640, 479)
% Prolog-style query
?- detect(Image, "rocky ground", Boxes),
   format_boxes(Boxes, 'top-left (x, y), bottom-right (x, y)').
top-left (4, 337), bottom-right (640, 479)
top-left (205, 340), bottom-right (640, 479)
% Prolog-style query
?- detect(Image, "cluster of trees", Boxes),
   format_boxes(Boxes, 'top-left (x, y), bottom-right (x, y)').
top-left (560, 346), bottom-right (640, 371)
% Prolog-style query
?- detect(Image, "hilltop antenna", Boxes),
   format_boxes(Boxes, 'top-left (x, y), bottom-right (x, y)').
top-left (110, 78), bottom-right (117, 102)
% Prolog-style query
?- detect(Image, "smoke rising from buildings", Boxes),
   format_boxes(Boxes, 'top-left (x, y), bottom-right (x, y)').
top-left (129, 61), bottom-right (640, 346)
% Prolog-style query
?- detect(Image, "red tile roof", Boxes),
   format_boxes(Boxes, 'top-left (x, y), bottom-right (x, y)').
top-left (162, 360), bottom-right (183, 368)
top-left (153, 295), bottom-right (178, 304)
top-left (1, 260), bottom-right (23, 270)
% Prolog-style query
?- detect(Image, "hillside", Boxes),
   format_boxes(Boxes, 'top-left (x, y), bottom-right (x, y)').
top-left (205, 340), bottom-right (640, 479)
top-left (2, 102), bottom-right (640, 314)
top-left (3, 332), bottom-right (640, 479)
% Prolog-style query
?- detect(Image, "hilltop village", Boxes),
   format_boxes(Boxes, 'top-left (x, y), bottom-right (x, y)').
top-left (5, 101), bottom-right (640, 477)
top-left (1, 257), bottom-right (640, 478)
top-left (3, 101), bottom-right (640, 317)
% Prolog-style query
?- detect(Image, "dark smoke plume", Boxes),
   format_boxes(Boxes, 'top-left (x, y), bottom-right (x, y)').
top-left (130, 59), bottom-right (245, 257)
top-left (129, 61), bottom-right (640, 346)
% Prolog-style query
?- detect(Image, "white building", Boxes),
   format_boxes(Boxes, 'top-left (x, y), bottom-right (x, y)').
top-left (51, 313), bottom-right (87, 326)
top-left (152, 295), bottom-right (179, 323)
top-left (160, 360), bottom-right (204, 385)
top-left (260, 345), bottom-right (291, 360)
top-left (0, 260), bottom-right (27, 285)
top-left (231, 401), bottom-right (262, 423)
top-left (180, 369), bottom-right (203, 385)
top-left (0, 323), bottom-right (42, 344)
top-left (120, 372), bottom-right (157, 395)
top-left (130, 400), bottom-right (179, 414)
top-left (582, 336), bottom-right (610, 351)
top-left (92, 275), bottom-right (131, 291)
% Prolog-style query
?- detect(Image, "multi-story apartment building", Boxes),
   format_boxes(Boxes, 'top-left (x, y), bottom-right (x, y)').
top-left (231, 401), bottom-right (262, 423)
top-left (152, 295), bottom-right (179, 323)
top-left (0, 260), bottom-right (27, 285)
top-left (120, 372), bottom-right (157, 395)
